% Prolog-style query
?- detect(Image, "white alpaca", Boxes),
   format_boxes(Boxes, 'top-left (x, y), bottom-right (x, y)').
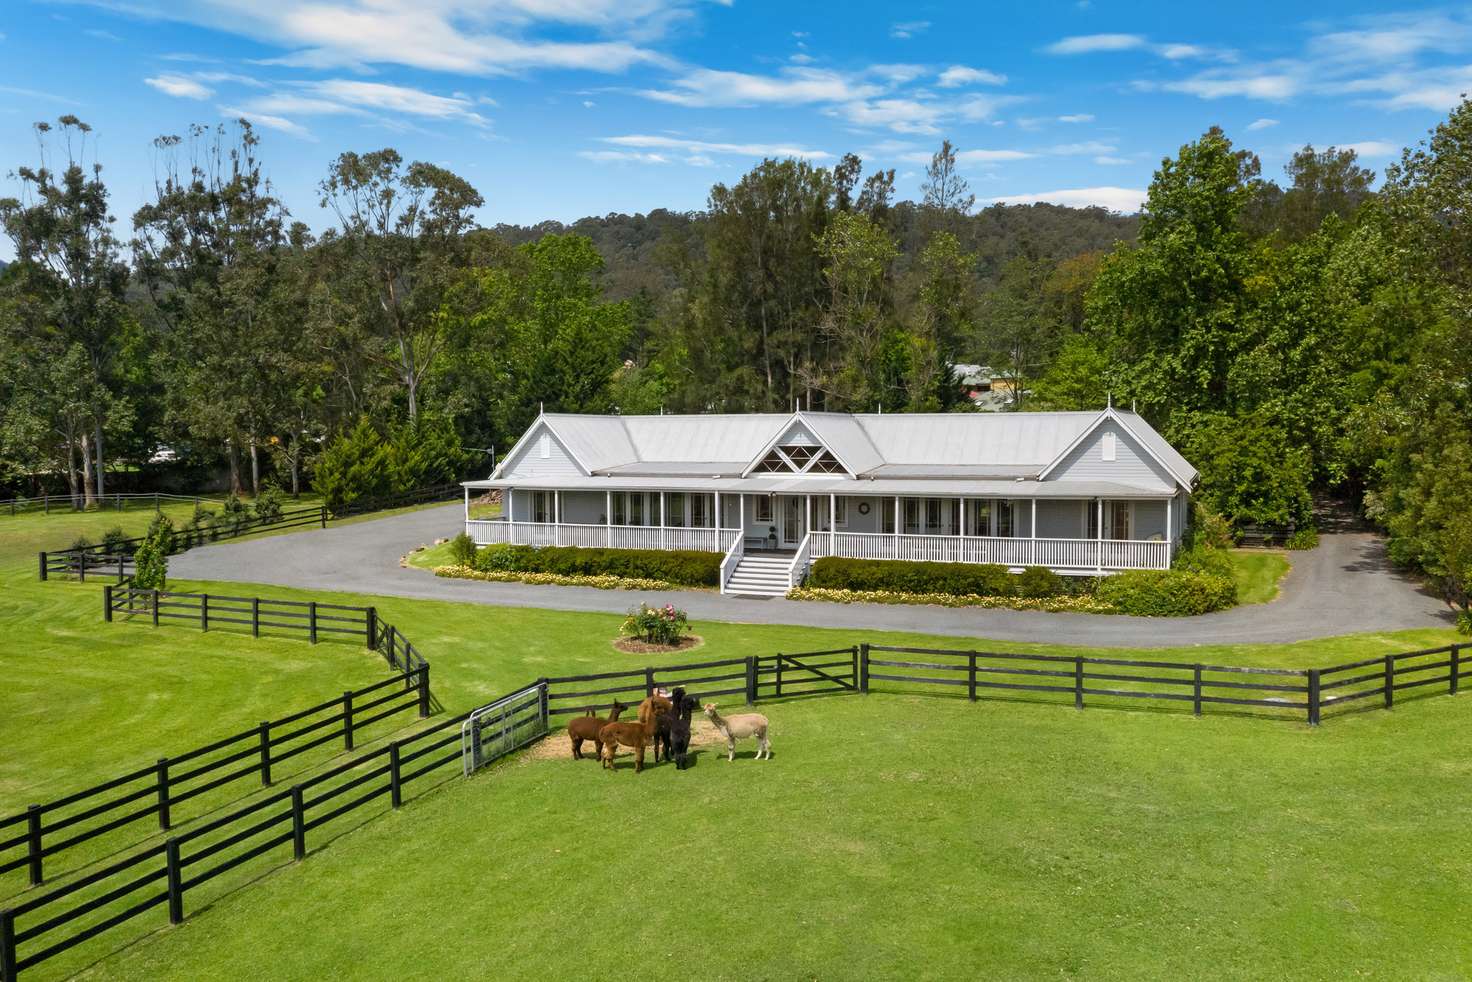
top-left (702, 703), bottom-right (771, 761)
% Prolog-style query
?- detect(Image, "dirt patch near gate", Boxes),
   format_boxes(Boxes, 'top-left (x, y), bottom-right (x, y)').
top-left (611, 635), bottom-right (705, 655)
top-left (524, 719), bottom-right (730, 764)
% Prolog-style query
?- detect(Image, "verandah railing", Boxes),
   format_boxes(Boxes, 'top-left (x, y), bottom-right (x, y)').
top-left (810, 531), bottom-right (1172, 570)
top-left (467, 518), bottom-right (739, 553)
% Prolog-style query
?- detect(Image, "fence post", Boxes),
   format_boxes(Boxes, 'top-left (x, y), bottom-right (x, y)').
top-left (165, 837), bottom-right (184, 925)
top-left (258, 721), bottom-right (272, 785)
top-left (38, 551), bottom-right (46, 582)
top-left (0, 909), bottom-right (16, 982)
top-left (200, 593), bottom-right (209, 633)
top-left (417, 664), bottom-right (431, 718)
top-left (117, 555), bottom-right (124, 582)
top-left (1074, 657), bottom-right (1084, 710)
top-left (850, 646), bottom-right (859, 690)
top-left (290, 786), bottom-right (306, 861)
top-left (644, 666), bottom-right (655, 698)
top-left (775, 654), bottom-right (783, 698)
top-left (252, 598), bottom-right (260, 639)
top-left (156, 758), bottom-right (172, 830)
top-left (1193, 665), bottom-right (1203, 716)
top-left (1384, 655), bottom-right (1395, 709)
top-left (859, 643), bottom-right (870, 694)
top-left (389, 743), bottom-right (402, 809)
top-left (968, 652), bottom-right (978, 702)
top-left (1452, 645), bottom-right (1461, 696)
top-left (309, 602), bottom-right (318, 644)
top-left (25, 806), bottom-right (42, 886)
top-left (745, 656), bottom-right (757, 705)
top-left (537, 679), bottom-right (549, 732)
top-left (319, 505), bottom-right (327, 529)
top-left (342, 691), bottom-right (355, 750)
top-left (1307, 670), bottom-right (1321, 726)
top-left (152, 589), bottom-right (161, 628)
top-left (78, 553), bottom-right (85, 583)
top-left (104, 584), bottom-right (113, 622)
top-left (365, 607), bottom-right (377, 650)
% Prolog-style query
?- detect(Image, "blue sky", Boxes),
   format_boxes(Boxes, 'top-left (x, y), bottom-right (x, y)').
top-left (1, 1), bottom-right (1469, 260)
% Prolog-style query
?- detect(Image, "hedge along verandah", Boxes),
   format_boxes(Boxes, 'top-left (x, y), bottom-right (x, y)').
top-left (472, 543), bottom-right (722, 587)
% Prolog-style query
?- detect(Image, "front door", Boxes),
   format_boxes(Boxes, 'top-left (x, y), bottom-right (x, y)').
top-left (780, 495), bottom-right (806, 547)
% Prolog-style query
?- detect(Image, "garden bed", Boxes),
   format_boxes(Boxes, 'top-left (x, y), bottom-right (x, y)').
top-left (432, 564), bottom-right (678, 591)
top-left (612, 635), bottom-right (705, 655)
top-left (788, 586), bottom-right (1117, 614)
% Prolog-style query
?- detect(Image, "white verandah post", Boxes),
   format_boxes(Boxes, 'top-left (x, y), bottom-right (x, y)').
top-left (660, 491), bottom-right (666, 550)
top-left (1165, 494), bottom-right (1173, 568)
top-left (1031, 498), bottom-right (1037, 566)
top-left (715, 490), bottom-right (722, 547)
top-left (554, 490), bottom-right (561, 547)
top-left (463, 485), bottom-right (469, 525)
top-left (829, 492), bottom-right (836, 556)
top-left (605, 489), bottom-right (612, 547)
top-left (893, 496), bottom-right (900, 559)
top-left (1096, 498), bottom-right (1104, 574)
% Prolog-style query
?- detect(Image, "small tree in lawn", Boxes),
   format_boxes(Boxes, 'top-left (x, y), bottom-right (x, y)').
top-left (133, 515), bottom-right (173, 590)
top-left (1432, 514), bottom-right (1472, 635)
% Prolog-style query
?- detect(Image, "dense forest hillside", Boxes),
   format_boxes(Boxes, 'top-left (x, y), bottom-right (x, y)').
top-left (3, 116), bottom-right (1471, 628)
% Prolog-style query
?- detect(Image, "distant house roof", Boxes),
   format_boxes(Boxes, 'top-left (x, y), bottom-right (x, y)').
top-left (487, 408), bottom-right (1197, 491)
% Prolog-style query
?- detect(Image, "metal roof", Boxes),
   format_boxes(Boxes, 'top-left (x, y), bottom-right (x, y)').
top-left (502, 408), bottom-right (1193, 490)
top-left (466, 475), bottom-right (1174, 499)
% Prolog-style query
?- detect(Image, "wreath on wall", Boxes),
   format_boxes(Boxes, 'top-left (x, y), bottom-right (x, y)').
top-left (857, 502), bottom-right (870, 515)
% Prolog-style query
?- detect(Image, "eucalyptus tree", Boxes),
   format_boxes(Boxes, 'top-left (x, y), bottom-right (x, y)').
top-left (0, 116), bottom-right (130, 505)
top-left (133, 120), bottom-right (288, 494)
top-left (318, 149), bottom-right (483, 420)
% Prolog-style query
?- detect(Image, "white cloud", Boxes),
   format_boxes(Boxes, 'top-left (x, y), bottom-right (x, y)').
top-left (1057, 113), bottom-right (1094, 123)
top-left (1350, 65), bottom-right (1472, 111)
top-left (1162, 72), bottom-right (1300, 100)
top-left (1310, 13), bottom-right (1472, 64)
top-left (988, 186), bottom-right (1146, 212)
top-left (890, 20), bottom-right (930, 40)
top-left (640, 67), bottom-right (881, 107)
top-left (85, 29), bottom-right (122, 42)
top-left (1046, 33), bottom-right (1147, 55)
top-left (1247, 117), bottom-right (1279, 130)
top-left (145, 73), bottom-right (213, 99)
top-left (601, 134), bottom-right (831, 160)
top-left (684, 154), bottom-right (715, 166)
top-left (1340, 140), bottom-right (1399, 158)
top-left (579, 150), bottom-right (670, 164)
top-left (836, 98), bottom-right (947, 135)
top-left (1156, 43), bottom-right (1207, 60)
top-left (309, 80), bottom-right (490, 125)
top-left (897, 148), bottom-right (1034, 165)
top-left (1093, 155), bottom-right (1129, 165)
top-left (937, 65), bottom-right (1006, 87)
top-left (1050, 140), bottom-right (1117, 155)
top-left (582, 99), bottom-right (596, 108)
top-left (789, 52), bottom-right (814, 65)
top-left (219, 105), bottom-right (314, 139)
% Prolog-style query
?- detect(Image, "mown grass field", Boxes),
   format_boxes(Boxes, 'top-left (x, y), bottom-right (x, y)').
top-left (2, 507), bottom-right (1467, 980)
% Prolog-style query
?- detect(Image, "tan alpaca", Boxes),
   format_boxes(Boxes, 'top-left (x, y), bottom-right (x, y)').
top-left (702, 703), bottom-right (771, 761)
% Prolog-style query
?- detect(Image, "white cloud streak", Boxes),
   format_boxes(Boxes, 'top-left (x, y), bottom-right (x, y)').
top-left (988, 186), bottom-right (1146, 212)
top-left (937, 65), bottom-right (1006, 87)
top-left (601, 134), bottom-right (831, 160)
top-left (145, 74), bottom-right (213, 99)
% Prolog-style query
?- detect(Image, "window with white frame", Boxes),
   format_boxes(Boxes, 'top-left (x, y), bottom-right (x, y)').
top-left (630, 493), bottom-right (643, 526)
top-left (834, 497), bottom-right (848, 528)
top-left (996, 499), bottom-right (1014, 538)
top-left (904, 498), bottom-right (920, 533)
top-left (612, 493), bottom-right (626, 525)
top-left (1102, 431), bottom-right (1117, 462)
top-left (691, 494), bottom-right (709, 529)
top-left (754, 495), bottom-right (773, 523)
top-left (1110, 500), bottom-right (1131, 540)
top-left (967, 499), bottom-right (991, 536)
top-left (752, 444), bottom-right (846, 474)
top-left (1085, 500), bottom-right (1099, 539)
top-left (668, 493), bottom-right (685, 527)
top-left (539, 434), bottom-right (551, 458)
top-left (532, 490), bottom-right (553, 524)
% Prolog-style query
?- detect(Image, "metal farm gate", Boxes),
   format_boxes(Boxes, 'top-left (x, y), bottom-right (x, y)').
top-left (461, 682), bottom-right (549, 775)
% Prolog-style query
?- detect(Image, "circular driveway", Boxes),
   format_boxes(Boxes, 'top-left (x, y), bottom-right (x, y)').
top-left (171, 504), bottom-right (1452, 648)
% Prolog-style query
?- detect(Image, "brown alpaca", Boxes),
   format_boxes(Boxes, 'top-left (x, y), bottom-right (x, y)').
top-left (599, 712), bottom-right (660, 773)
top-left (638, 694), bottom-right (673, 727)
top-left (566, 700), bottom-right (627, 761)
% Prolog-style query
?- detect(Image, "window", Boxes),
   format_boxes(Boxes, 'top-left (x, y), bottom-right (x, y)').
top-left (1110, 501), bottom-right (1131, 540)
top-left (751, 444), bottom-right (847, 474)
top-left (1102, 431), bottom-right (1117, 462)
top-left (691, 494), bottom-right (709, 529)
top-left (668, 493), bottom-right (685, 528)
top-left (996, 499), bottom-right (1014, 538)
top-left (1085, 501), bottom-right (1099, 539)
top-left (925, 498), bottom-right (942, 532)
top-left (630, 494), bottom-right (643, 526)
top-left (532, 491), bottom-right (552, 524)
top-left (834, 497), bottom-right (848, 528)
top-left (904, 498), bottom-right (920, 534)
top-left (967, 499), bottom-right (991, 537)
top-left (612, 493), bottom-right (626, 526)
top-left (883, 499), bottom-right (896, 534)
top-left (754, 495), bottom-right (773, 523)
top-left (539, 434), bottom-right (551, 459)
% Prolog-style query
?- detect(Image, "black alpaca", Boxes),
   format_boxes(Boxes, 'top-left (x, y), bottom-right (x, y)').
top-left (668, 693), bottom-right (697, 769)
top-left (652, 687), bottom-right (685, 763)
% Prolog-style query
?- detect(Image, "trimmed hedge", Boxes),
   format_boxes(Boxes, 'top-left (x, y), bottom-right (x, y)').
top-left (472, 543), bottom-right (721, 587)
top-left (808, 557), bottom-right (1073, 597)
top-left (1097, 569), bottom-right (1237, 616)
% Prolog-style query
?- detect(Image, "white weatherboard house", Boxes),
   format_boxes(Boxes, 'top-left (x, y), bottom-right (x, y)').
top-left (462, 407), bottom-right (1198, 597)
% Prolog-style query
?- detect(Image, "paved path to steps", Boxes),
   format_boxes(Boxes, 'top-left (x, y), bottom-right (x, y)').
top-left (171, 503), bottom-right (1453, 649)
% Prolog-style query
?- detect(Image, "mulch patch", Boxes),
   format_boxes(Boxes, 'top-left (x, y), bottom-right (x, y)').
top-left (611, 635), bottom-right (705, 655)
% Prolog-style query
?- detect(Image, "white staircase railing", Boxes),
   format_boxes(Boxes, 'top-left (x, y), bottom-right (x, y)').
top-left (719, 533), bottom-right (745, 595)
top-left (787, 532), bottom-right (812, 591)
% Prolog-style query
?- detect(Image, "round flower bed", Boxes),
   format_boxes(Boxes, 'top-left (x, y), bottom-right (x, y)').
top-left (612, 635), bottom-right (705, 655)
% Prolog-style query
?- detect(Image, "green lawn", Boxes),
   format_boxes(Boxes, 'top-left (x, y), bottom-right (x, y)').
top-left (1229, 549), bottom-right (1293, 604)
top-left (4, 507), bottom-right (1470, 980)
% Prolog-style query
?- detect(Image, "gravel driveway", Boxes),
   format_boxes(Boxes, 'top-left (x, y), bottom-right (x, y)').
top-left (170, 504), bottom-right (1452, 648)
